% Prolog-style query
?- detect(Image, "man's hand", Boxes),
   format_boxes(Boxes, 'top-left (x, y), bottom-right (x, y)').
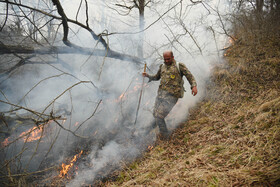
top-left (192, 86), bottom-right (198, 96)
top-left (142, 72), bottom-right (148, 77)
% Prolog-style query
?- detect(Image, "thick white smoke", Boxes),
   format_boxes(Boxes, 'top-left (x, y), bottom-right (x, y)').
top-left (67, 0), bottom-right (231, 185)
top-left (0, 0), bottom-right (232, 185)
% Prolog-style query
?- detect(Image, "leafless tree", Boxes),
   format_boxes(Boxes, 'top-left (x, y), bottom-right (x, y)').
top-left (0, 0), bottom-right (143, 64)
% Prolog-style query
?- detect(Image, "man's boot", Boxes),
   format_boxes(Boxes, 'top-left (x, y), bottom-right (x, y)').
top-left (141, 119), bottom-right (157, 136)
top-left (156, 118), bottom-right (169, 140)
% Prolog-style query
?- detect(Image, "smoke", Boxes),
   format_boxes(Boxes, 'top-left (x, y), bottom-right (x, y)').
top-left (0, 0), bottom-right (232, 185)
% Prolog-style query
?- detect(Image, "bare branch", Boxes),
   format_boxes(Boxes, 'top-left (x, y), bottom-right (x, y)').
top-left (37, 127), bottom-right (61, 169)
top-left (17, 5), bottom-right (51, 45)
top-left (51, 0), bottom-right (69, 43)
top-left (109, 0), bottom-right (184, 35)
top-left (76, 0), bottom-right (83, 21)
top-left (115, 3), bottom-right (135, 10)
top-left (203, 1), bottom-right (235, 40)
top-left (0, 0), bottom-right (109, 49)
top-left (0, 99), bottom-right (50, 119)
top-left (37, 81), bottom-right (91, 122)
top-left (54, 119), bottom-right (88, 139)
top-left (190, 0), bottom-right (202, 4)
top-left (160, 15), bottom-right (193, 57)
top-left (179, 20), bottom-right (203, 55)
top-left (16, 73), bottom-right (66, 106)
top-left (0, 0), bottom-right (8, 31)
top-left (74, 99), bottom-right (102, 132)
top-left (133, 0), bottom-right (140, 9)
top-left (85, 0), bottom-right (89, 27)
top-left (107, 2), bottom-right (134, 16)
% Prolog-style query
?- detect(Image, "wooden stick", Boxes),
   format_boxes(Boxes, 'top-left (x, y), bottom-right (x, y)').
top-left (144, 63), bottom-right (147, 72)
top-left (134, 63), bottom-right (147, 126)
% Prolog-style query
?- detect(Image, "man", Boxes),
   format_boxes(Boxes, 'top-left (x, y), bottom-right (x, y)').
top-left (142, 51), bottom-right (197, 139)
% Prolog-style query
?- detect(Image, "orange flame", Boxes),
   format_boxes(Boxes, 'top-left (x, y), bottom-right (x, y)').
top-left (1, 125), bottom-right (44, 147)
top-left (109, 78), bottom-right (150, 105)
top-left (20, 126), bottom-right (43, 142)
top-left (59, 150), bottom-right (83, 178)
top-left (1, 138), bottom-right (10, 147)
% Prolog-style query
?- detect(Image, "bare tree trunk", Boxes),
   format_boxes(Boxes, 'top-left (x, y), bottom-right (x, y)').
top-left (138, 0), bottom-right (145, 59)
top-left (256, 0), bottom-right (264, 13)
top-left (276, 0), bottom-right (280, 13)
top-left (270, 0), bottom-right (274, 11)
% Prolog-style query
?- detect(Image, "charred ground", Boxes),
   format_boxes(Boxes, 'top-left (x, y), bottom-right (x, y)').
top-left (103, 12), bottom-right (280, 187)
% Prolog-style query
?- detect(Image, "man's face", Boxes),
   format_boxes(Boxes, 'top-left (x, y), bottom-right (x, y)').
top-left (163, 52), bottom-right (174, 65)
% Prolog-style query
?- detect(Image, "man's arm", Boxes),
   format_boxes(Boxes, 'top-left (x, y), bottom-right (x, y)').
top-left (142, 65), bottom-right (161, 82)
top-left (179, 63), bottom-right (198, 96)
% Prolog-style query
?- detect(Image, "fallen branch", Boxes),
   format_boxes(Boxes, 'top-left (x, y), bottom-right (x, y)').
top-left (0, 44), bottom-right (143, 64)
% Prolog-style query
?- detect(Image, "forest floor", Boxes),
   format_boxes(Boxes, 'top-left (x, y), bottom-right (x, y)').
top-left (103, 15), bottom-right (280, 187)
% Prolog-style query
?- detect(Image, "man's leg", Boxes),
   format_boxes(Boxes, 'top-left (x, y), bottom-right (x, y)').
top-left (153, 90), bottom-right (178, 140)
top-left (156, 117), bottom-right (169, 139)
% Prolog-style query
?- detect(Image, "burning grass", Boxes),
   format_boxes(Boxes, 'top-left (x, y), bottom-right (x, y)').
top-left (103, 14), bottom-right (280, 187)
top-left (59, 150), bottom-right (83, 178)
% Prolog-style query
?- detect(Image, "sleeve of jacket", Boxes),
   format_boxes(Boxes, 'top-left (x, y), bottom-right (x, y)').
top-left (147, 64), bottom-right (162, 82)
top-left (179, 63), bottom-right (197, 89)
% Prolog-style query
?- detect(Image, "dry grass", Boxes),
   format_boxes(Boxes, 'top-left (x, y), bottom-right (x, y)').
top-left (104, 13), bottom-right (280, 187)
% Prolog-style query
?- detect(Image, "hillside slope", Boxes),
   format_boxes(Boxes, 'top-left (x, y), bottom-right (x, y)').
top-left (105, 15), bottom-right (280, 186)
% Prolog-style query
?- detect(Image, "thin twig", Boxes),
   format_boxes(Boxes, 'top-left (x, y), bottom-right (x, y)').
top-left (0, 148), bottom-right (28, 172)
top-left (179, 20), bottom-right (203, 55)
top-left (98, 30), bottom-right (110, 80)
top-left (38, 127), bottom-right (62, 169)
top-left (0, 166), bottom-right (57, 178)
top-left (85, 0), bottom-right (89, 27)
top-left (53, 119), bottom-right (88, 139)
top-left (25, 125), bottom-right (45, 170)
top-left (16, 73), bottom-right (66, 106)
top-left (0, 99), bottom-right (50, 119)
top-left (76, 0), bottom-right (83, 21)
top-left (37, 81), bottom-right (91, 122)
top-left (74, 99), bottom-right (102, 132)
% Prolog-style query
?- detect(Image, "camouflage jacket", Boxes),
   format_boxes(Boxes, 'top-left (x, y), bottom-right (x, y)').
top-left (147, 60), bottom-right (197, 98)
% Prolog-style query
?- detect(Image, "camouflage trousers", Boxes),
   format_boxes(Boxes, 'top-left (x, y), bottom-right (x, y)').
top-left (153, 89), bottom-right (178, 119)
top-left (153, 90), bottom-right (178, 138)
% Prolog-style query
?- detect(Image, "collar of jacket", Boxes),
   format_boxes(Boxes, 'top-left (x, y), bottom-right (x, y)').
top-left (163, 59), bottom-right (176, 66)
